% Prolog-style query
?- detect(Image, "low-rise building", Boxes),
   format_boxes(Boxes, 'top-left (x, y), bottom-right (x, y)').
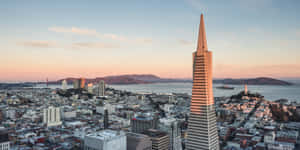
top-left (267, 141), bottom-right (295, 150)
top-left (264, 131), bottom-right (275, 144)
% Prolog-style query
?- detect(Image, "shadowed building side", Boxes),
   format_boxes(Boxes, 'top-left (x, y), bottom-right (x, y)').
top-left (103, 109), bottom-right (109, 129)
top-left (186, 14), bottom-right (219, 150)
top-left (126, 132), bottom-right (152, 150)
top-left (0, 130), bottom-right (10, 150)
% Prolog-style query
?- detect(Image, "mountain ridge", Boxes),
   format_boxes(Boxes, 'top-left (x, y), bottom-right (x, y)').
top-left (46, 74), bottom-right (293, 85)
top-left (213, 77), bottom-right (292, 85)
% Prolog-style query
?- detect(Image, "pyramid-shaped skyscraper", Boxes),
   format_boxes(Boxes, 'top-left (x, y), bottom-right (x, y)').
top-left (186, 14), bottom-right (219, 150)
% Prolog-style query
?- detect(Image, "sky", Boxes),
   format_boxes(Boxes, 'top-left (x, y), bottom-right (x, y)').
top-left (0, 0), bottom-right (300, 82)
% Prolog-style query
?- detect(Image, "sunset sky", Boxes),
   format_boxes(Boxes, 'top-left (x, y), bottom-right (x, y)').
top-left (1, 0), bottom-right (300, 82)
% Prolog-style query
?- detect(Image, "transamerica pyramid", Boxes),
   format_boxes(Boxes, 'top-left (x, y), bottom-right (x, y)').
top-left (186, 14), bottom-right (219, 150)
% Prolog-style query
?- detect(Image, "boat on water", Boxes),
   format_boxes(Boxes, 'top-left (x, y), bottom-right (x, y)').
top-left (216, 85), bottom-right (235, 90)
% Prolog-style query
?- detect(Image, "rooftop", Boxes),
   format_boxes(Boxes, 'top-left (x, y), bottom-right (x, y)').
top-left (133, 115), bottom-right (154, 121)
top-left (126, 132), bottom-right (150, 139)
top-left (85, 130), bottom-right (125, 141)
top-left (277, 130), bottom-right (298, 138)
top-left (159, 117), bottom-right (176, 125)
top-left (142, 129), bottom-right (168, 138)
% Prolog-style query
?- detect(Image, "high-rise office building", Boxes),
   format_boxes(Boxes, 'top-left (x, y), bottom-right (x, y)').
top-left (97, 80), bottom-right (106, 96)
top-left (73, 79), bottom-right (80, 89)
top-left (84, 130), bottom-right (126, 150)
top-left (186, 14), bottom-right (219, 150)
top-left (126, 132), bottom-right (152, 150)
top-left (244, 84), bottom-right (248, 95)
top-left (142, 129), bottom-right (169, 150)
top-left (80, 78), bottom-right (86, 89)
top-left (73, 78), bottom-right (86, 89)
top-left (43, 106), bottom-right (62, 127)
top-left (159, 118), bottom-right (182, 150)
top-left (61, 79), bottom-right (68, 90)
top-left (87, 83), bottom-right (93, 94)
top-left (131, 114), bottom-right (158, 133)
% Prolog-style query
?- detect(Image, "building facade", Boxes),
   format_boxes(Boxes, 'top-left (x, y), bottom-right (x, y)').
top-left (159, 118), bottom-right (182, 150)
top-left (142, 129), bottom-right (169, 150)
top-left (0, 131), bottom-right (10, 150)
top-left (131, 115), bottom-right (158, 133)
top-left (87, 83), bottom-right (93, 94)
top-left (0, 141), bottom-right (9, 150)
top-left (73, 79), bottom-right (80, 89)
top-left (97, 80), bottom-right (105, 96)
top-left (186, 14), bottom-right (219, 150)
top-left (61, 79), bottom-right (68, 90)
top-left (80, 78), bottom-right (86, 89)
top-left (43, 106), bottom-right (62, 127)
top-left (126, 132), bottom-right (152, 150)
top-left (267, 142), bottom-right (295, 150)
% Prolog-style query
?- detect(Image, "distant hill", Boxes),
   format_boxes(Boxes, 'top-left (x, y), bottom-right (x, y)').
top-left (213, 77), bottom-right (292, 85)
top-left (53, 75), bottom-right (150, 85)
top-left (49, 74), bottom-right (188, 85)
top-left (107, 74), bottom-right (161, 82)
top-left (48, 75), bottom-right (292, 86)
top-left (0, 83), bottom-right (33, 89)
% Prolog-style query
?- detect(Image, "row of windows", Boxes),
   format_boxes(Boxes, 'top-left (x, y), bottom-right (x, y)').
top-left (0, 143), bottom-right (10, 150)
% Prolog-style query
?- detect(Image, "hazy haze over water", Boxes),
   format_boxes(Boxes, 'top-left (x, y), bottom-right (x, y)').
top-left (36, 80), bottom-right (300, 102)
top-left (109, 82), bottom-right (300, 102)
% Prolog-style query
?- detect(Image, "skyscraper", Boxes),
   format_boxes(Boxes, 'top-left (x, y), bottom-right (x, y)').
top-left (80, 78), bottom-right (86, 89)
top-left (87, 83), bottom-right (93, 94)
top-left (73, 79), bottom-right (80, 89)
top-left (186, 14), bottom-right (219, 150)
top-left (61, 79), bottom-right (68, 90)
top-left (97, 80), bottom-right (106, 96)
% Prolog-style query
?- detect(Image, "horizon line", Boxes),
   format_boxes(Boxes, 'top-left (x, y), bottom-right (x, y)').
top-left (1, 74), bottom-right (300, 83)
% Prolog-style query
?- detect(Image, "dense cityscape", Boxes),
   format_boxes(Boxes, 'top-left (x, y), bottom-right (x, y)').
top-left (1, 77), bottom-right (300, 150)
top-left (1, 13), bottom-right (300, 150)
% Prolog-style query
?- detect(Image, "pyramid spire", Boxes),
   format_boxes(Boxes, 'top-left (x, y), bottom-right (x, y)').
top-left (187, 14), bottom-right (219, 150)
top-left (197, 14), bottom-right (208, 54)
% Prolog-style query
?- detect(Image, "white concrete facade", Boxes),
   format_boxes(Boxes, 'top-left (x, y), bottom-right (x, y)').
top-left (43, 106), bottom-right (62, 127)
top-left (0, 142), bottom-right (10, 150)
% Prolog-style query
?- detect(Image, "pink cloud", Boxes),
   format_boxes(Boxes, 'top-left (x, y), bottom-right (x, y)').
top-left (72, 42), bottom-right (120, 49)
top-left (48, 27), bottom-right (98, 36)
top-left (18, 41), bottom-right (57, 48)
top-left (48, 26), bottom-right (152, 44)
